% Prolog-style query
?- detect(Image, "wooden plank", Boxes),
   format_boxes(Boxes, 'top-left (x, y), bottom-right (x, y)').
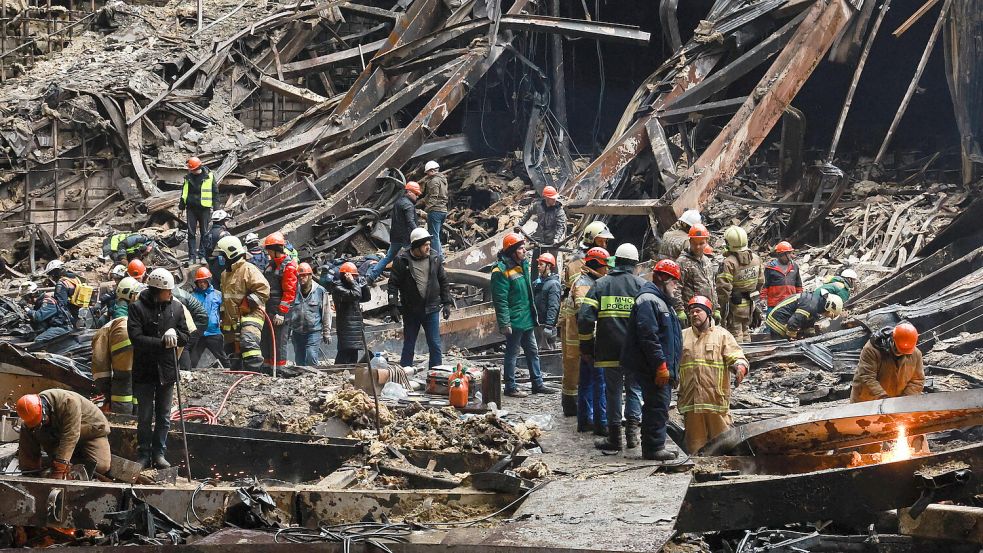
top-left (900, 504), bottom-right (983, 543)
top-left (893, 0), bottom-right (941, 37)
top-left (566, 199), bottom-right (661, 215)
top-left (259, 75), bottom-right (329, 104)
top-left (279, 38), bottom-right (387, 78)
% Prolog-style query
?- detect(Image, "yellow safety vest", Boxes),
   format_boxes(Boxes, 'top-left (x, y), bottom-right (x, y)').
top-left (182, 171), bottom-right (214, 208)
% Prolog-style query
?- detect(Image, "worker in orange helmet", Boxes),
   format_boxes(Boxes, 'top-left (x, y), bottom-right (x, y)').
top-left (260, 232), bottom-right (298, 372)
top-left (178, 156), bottom-right (219, 266)
top-left (368, 181), bottom-right (421, 283)
top-left (851, 322), bottom-right (924, 403)
top-left (533, 252), bottom-right (562, 351)
top-left (762, 241), bottom-right (803, 314)
top-left (330, 262), bottom-right (370, 364)
top-left (16, 390), bottom-right (112, 479)
top-left (519, 185), bottom-right (567, 282)
top-left (290, 262), bottom-right (332, 366)
top-left (190, 266), bottom-right (228, 368)
top-left (674, 224), bottom-right (718, 326)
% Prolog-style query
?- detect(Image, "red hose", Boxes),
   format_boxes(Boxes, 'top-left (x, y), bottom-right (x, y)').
top-left (170, 370), bottom-right (261, 425)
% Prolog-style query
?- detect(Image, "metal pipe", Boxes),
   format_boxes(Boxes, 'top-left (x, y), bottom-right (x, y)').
top-left (172, 348), bottom-right (194, 482)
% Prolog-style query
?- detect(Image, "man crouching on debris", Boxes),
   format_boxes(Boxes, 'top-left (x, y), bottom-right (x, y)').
top-left (16, 390), bottom-right (111, 478)
top-left (216, 236), bottom-right (270, 373)
top-left (128, 268), bottom-right (190, 469)
top-left (621, 260), bottom-right (683, 460)
top-left (765, 289), bottom-right (843, 340)
top-left (851, 322), bottom-right (924, 403)
top-left (679, 296), bottom-right (749, 453)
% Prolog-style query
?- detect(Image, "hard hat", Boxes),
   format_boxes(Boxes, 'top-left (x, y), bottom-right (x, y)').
top-left (211, 209), bottom-right (230, 222)
top-left (688, 295), bottom-right (714, 314)
top-left (217, 235), bottom-right (247, 259)
top-left (774, 241), bottom-right (794, 254)
top-left (723, 226), bottom-right (749, 252)
top-left (405, 181), bottom-right (422, 195)
top-left (410, 227), bottom-right (432, 246)
top-left (187, 157), bottom-right (202, 170)
top-left (127, 259), bottom-right (146, 280)
top-left (614, 243), bottom-right (640, 263)
top-left (194, 267), bottom-right (212, 281)
top-left (893, 322), bottom-right (918, 355)
top-left (146, 268), bottom-right (175, 290)
top-left (537, 252), bottom-right (556, 266)
top-left (822, 291), bottom-right (843, 318)
top-left (679, 209), bottom-right (702, 228)
top-left (244, 232), bottom-right (260, 247)
top-left (297, 262), bottom-right (314, 276)
top-left (263, 232), bottom-right (286, 248)
top-left (704, 244), bottom-right (714, 255)
top-left (653, 259), bottom-right (681, 280)
top-left (44, 259), bottom-right (63, 273)
top-left (584, 247), bottom-right (610, 267)
top-left (21, 281), bottom-right (39, 295)
top-left (582, 221), bottom-right (614, 245)
top-left (542, 186), bottom-right (558, 199)
top-left (502, 232), bottom-right (525, 251)
top-left (16, 394), bottom-right (43, 428)
top-left (688, 224), bottom-right (710, 240)
top-left (424, 161), bottom-right (440, 172)
top-left (841, 268), bottom-right (859, 280)
top-left (339, 262), bottom-right (359, 275)
top-left (116, 276), bottom-right (141, 302)
top-left (110, 264), bottom-right (128, 279)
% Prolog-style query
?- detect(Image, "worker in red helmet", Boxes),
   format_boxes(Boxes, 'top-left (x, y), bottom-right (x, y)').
top-left (178, 156), bottom-right (219, 267)
top-left (330, 261), bottom-right (370, 364)
top-left (519, 185), bottom-right (567, 282)
top-left (679, 295), bottom-right (749, 453)
top-left (761, 241), bottom-right (802, 314)
top-left (261, 232), bottom-right (298, 372)
top-left (533, 252), bottom-right (562, 350)
top-left (674, 224), bottom-right (718, 326)
top-left (851, 322), bottom-right (924, 403)
top-left (290, 262), bottom-right (332, 366)
top-left (566, 246), bottom-right (610, 430)
top-left (16, 390), bottom-right (112, 479)
top-left (368, 181), bottom-right (421, 282)
top-left (621, 259), bottom-right (683, 460)
top-left (421, 161), bottom-right (448, 259)
top-left (190, 266), bottom-right (228, 368)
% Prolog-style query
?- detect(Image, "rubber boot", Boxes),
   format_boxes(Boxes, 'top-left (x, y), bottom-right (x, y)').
top-left (577, 419), bottom-right (591, 433)
top-left (643, 448), bottom-right (678, 461)
top-left (153, 453), bottom-right (171, 469)
top-left (561, 394), bottom-right (578, 417)
top-left (594, 426), bottom-right (622, 450)
top-left (624, 422), bottom-right (640, 449)
top-left (136, 453), bottom-right (151, 470)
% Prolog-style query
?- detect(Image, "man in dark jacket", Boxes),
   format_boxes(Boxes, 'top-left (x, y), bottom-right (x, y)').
top-left (388, 228), bottom-right (451, 368)
top-left (519, 186), bottom-right (566, 282)
top-left (202, 210), bottom-right (232, 281)
top-left (766, 289), bottom-right (843, 340)
top-left (244, 232), bottom-right (267, 271)
top-left (178, 156), bottom-right (219, 266)
top-left (368, 181), bottom-right (420, 282)
top-left (421, 161), bottom-right (448, 258)
top-left (331, 261), bottom-right (370, 364)
top-left (102, 232), bottom-right (153, 263)
top-left (622, 260), bottom-right (683, 460)
top-left (172, 283), bottom-right (207, 371)
top-left (533, 252), bottom-right (562, 351)
top-left (127, 268), bottom-right (190, 469)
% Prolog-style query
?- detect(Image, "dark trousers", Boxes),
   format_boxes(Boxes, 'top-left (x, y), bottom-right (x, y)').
top-left (336, 348), bottom-right (360, 364)
top-left (190, 334), bottom-right (230, 367)
top-left (261, 313), bottom-right (290, 367)
top-left (186, 206), bottom-right (211, 262)
top-left (400, 310), bottom-right (442, 367)
top-left (134, 381), bottom-right (174, 456)
top-left (637, 374), bottom-right (672, 453)
top-left (604, 365), bottom-right (642, 428)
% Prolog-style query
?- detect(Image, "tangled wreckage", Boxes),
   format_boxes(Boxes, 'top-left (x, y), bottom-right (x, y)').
top-left (1, 0), bottom-right (983, 550)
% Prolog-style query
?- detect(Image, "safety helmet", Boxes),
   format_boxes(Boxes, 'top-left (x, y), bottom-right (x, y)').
top-left (424, 160), bottom-right (440, 172)
top-left (410, 227), bottom-right (432, 247)
top-left (146, 268), bottom-right (175, 290)
top-left (688, 295), bottom-right (714, 314)
top-left (339, 262), bottom-right (359, 275)
top-left (542, 186), bottom-right (558, 199)
top-left (679, 209), bottom-right (702, 228)
top-left (263, 232), bottom-right (286, 249)
top-left (211, 209), bottom-right (230, 222)
top-left (127, 259), bottom-right (146, 280)
top-left (614, 243), bottom-right (640, 263)
top-left (653, 259), bottom-right (681, 280)
top-left (537, 252), bottom-right (556, 267)
top-left (217, 235), bottom-right (247, 259)
top-left (110, 264), bottom-right (128, 279)
top-left (297, 262), bottom-right (314, 276)
top-left (502, 232), bottom-right (524, 252)
top-left (16, 394), bottom-right (43, 428)
top-left (20, 281), bottom-right (39, 296)
top-left (116, 276), bottom-right (141, 302)
top-left (841, 268), bottom-right (858, 281)
top-left (187, 157), bottom-right (202, 170)
top-left (774, 241), bottom-right (794, 254)
top-left (405, 181), bottom-right (422, 195)
top-left (584, 247), bottom-right (610, 267)
top-left (44, 259), bottom-right (63, 274)
top-left (244, 232), bottom-right (260, 247)
top-left (582, 221), bottom-right (614, 246)
top-left (704, 244), bottom-right (714, 255)
top-left (822, 291), bottom-right (843, 318)
top-left (194, 267), bottom-right (212, 281)
top-left (893, 322), bottom-right (918, 355)
top-left (723, 226), bottom-right (749, 252)
top-left (688, 224), bottom-right (710, 240)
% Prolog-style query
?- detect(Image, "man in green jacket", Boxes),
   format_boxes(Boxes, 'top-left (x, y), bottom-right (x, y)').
top-left (491, 233), bottom-right (557, 398)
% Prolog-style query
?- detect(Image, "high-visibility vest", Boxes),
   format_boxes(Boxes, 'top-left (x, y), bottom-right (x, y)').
top-left (182, 171), bottom-right (214, 208)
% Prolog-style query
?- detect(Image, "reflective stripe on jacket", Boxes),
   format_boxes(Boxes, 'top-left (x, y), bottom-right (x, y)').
top-left (765, 291), bottom-right (822, 338)
top-left (678, 324), bottom-right (747, 414)
top-left (490, 256), bottom-right (537, 331)
top-left (577, 267), bottom-right (645, 368)
top-left (220, 258), bottom-right (270, 330)
top-left (762, 260), bottom-right (803, 308)
top-left (92, 318), bottom-right (134, 407)
top-left (182, 169), bottom-right (215, 208)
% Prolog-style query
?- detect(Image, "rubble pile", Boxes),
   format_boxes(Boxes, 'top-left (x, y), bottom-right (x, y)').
top-left (366, 405), bottom-right (541, 454)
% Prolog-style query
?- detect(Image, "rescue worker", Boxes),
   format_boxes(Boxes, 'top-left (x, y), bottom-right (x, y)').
top-left (716, 226), bottom-right (764, 343)
top-left (820, 268), bottom-right (857, 304)
top-left (519, 185), bottom-right (567, 282)
top-left (331, 262), bottom-right (370, 364)
top-left (580, 243), bottom-right (646, 450)
top-left (533, 252), bottom-right (562, 351)
top-left (91, 277), bottom-right (140, 414)
top-left (26, 287), bottom-right (73, 345)
top-left (679, 296), bottom-right (749, 453)
top-left (128, 268), bottom-right (191, 469)
top-left (178, 157), bottom-right (219, 265)
top-left (388, 228), bottom-right (452, 368)
top-left (766, 289), bottom-right (843, 340)
top-left (491, 232), bottom-right (554, 397)
top-left (622, 259), bottom-right (683, 460)
top-left (851, 322), bottom-right (924, 402)
top-left (244, 232), bottom-right (267, 271)
top-left (202, 209), bottom-right (232, 281)
top-left (570, 247), bottom-right (610, 431)
top-left (261, 232), bottom-right (298, 372)
top-left (190, 267), bottom-right (229, 368)
top-left (172, 281), bottom-right (207, 371)
top-left (216, 236), bottom-right (270, 372)
top-left (291, 262), bottom-right (332, 366)
top-left (46, 259), bottom-right (88, 326)
top-left (102, 232), bottom-right (153, 263)
top-left (96, 264), bottom-right (128, 326)
top-left (762, 241), bottom-right (802, 314)
top-left (421, 160), bottom-right (448, 258)
top-left (657, 209), bottom-right (702, 260)
top-left (16, 390), bottom-right (111, 478)
top-left (127, 259), bottom-right (147, 283)
top-left (675, 224), bottom-right (718, 324)
top-left (368, 181), bottom-right (420, 283)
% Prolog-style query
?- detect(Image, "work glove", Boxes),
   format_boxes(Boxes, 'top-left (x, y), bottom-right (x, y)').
top-left (442, 304), bottom-right (452, 320)
top-left (544, 325), bottom-right (556, 339)
top-left (321, 332), bottom-right (331, 344)
top-left (676, 310), bottom-right (687, 324)
top-left (655, 361), bottom-right (670, 387)
top-left (731, 363), bottom-right (748, 387)
top-left (273, 314), bottom-right (285, 326)
top-left (50, 459), bottom-right (71, 480)
top-left (500, 325), bottom-right (512, 337)
top-left (730, 289), bottom-right (744, 305)
top-left (162, 328), bottom-right (178, 349)
top-left (178, 200), bottom-right (186, 211)
top-left (390, 306), bottom-right (402, 324)
top-left (713, 310), bottom-right (721, 324)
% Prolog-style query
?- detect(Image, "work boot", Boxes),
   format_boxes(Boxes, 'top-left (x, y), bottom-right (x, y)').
top-left (153, 454), bottom-right (171, 469)
top-left (504, 389), bottom-right (528, 398)
top-left (643, 448), bottom-right (678, 461)
top-left (594, 426), bottom-right (622, 451)
top-left (561, 395), bottom-right (578, 417)
top-left (531, 385), bottom-right (557, 395)
top-left (624, 422), bottom-right (640, 449)
top-left (593, 423), bottom-right (608, 437)
top-left (577, 419), bottom-right (591, 432)
top-left (136, 453), bottom-right (151, 470)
